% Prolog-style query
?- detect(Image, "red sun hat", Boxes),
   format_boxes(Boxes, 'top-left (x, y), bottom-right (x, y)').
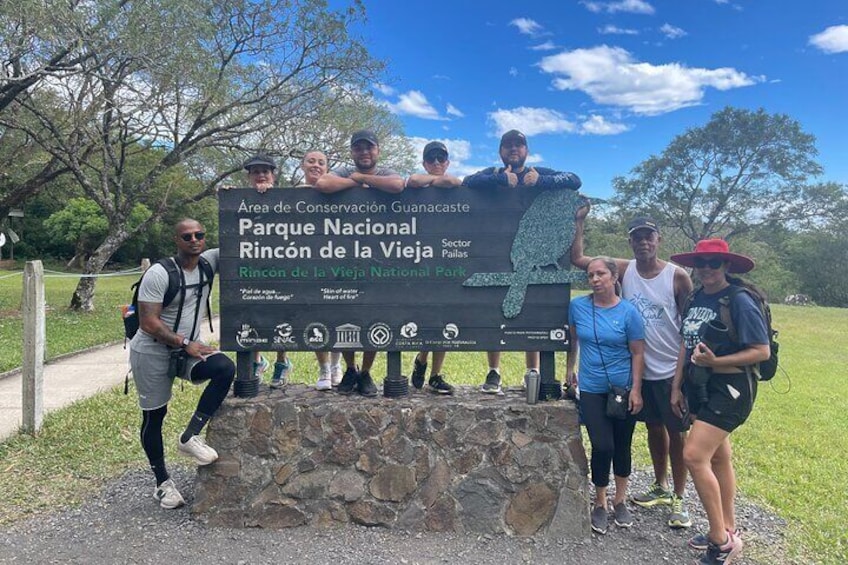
top-left (670, 238), bottom-right (755, 274)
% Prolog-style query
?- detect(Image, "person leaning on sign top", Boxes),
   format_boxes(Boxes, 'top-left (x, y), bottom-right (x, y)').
top-left (243, 154), bottom-right (296, 388)
top-left (463, 129), bottom-right (582, 395)
top-left (130, 218), bottom-right (235, 510)
top-left (669, 240), bottom-right (769, 565)
top-left (314, 129), bottom-right (405, 398)
top-left (406, 141), bottom-right (461, 395)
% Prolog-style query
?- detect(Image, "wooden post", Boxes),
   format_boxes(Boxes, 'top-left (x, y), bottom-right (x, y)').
top-left (22, 260), bottom-right (45, 435)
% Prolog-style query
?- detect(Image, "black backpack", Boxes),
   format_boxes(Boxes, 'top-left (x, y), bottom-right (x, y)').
top-left (682, 281), bottom-right (779, 381)
top-left (123, 256), bottom-right (214, 343)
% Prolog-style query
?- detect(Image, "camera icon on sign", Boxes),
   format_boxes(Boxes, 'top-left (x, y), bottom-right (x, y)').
top-left (549, 328), bottom-right (567, 341)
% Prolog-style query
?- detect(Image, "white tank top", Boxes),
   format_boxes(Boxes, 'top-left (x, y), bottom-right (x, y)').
top-left (622, 260), bottom-right (680, 381)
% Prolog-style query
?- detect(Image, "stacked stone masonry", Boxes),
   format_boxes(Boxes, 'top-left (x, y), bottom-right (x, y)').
top-left (193, 385), bottom-right (590, 539)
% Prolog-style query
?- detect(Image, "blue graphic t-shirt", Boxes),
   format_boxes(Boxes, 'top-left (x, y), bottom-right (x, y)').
top-left (568, 296), bottom-right (645, 393)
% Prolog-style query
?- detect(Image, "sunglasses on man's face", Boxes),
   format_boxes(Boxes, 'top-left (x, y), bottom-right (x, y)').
top-left (693, 257), bottom-right (724, 269)
top-left (180, 231), bottom-right (205, 242)
top-left (425, 153), bottom-right (447, 164)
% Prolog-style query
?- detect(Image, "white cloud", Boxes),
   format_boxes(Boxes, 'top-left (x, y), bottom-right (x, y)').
top-left (530, 40), bottom-right (558, 51)
top-left (599, 25), bottom-right (639, 35)
top-left (526, 153), bottom-right (544, 164)
top-left (660, 23), bottom-right (687, 39)
top-left (509, 67), bottom-right (519, 77)
top-left (510, 17), bottom-right (545, 36)
top-left (374, 83), bottom-right (395, 96)
top-left (582, 0), bottom-right (654, 15)
top-left (579, 115), bottom-right (630, 135)
top-left (384, 90), bottom-right (443, 120)
top-left (809, 25), bottom-right (848, 54)
top-left (446, 103), bottom-right (465, 118)
top-left (539, 45), bottom-right (761, 115)
top-left (488, 107), bottom-right (577, 137)
top-left (432, 74), bottom-right (451, 80)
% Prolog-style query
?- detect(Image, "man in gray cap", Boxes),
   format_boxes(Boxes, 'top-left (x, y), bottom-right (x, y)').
top-left (406, 140), bottom-right (461, 395)
top-left (314, 129), bottom-right (404, 194)
top-left (464, 129), bottom-right (582, 395)
top-left (571, 208), bottom-right (694, 530)
top-left (314, 129), bottom-right (405, 398)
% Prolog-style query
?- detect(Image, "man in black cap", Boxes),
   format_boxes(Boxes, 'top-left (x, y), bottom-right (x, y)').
top-left (406, 141), bottom-right (462, 188)
top-left (463, 130), bottom-right (581, 189)
top-left (314, 129), bottom-right (404, 194)
top-left (464, 129), bottom-right (582, 395)
top-left (405, 140), bottom-right (461, 395)
top-left (314, 129), bottom-right (404, 397)
top-left (571, 207), bottom-right (694, 530)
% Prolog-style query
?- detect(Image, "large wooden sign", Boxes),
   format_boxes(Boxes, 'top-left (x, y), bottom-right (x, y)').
top-left (218, 185), bottom-right (586, 352)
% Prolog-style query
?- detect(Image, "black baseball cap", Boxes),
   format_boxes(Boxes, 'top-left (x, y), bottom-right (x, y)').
top-left (243, 154), bottom-right (276, 171)
top-left (500, 129), bottom-right (527, 146)
top-left (422, 141), bottom-right (448, 159)
top-left (350, 129), bottom-right (379, 146)
top-left (627, 216), bottom-right (660, 234)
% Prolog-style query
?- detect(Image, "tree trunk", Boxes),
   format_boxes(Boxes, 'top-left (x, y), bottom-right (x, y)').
top-left (69, 228), bottom-right (130, 311)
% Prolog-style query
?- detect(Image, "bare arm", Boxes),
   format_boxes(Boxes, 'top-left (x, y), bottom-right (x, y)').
top-left (430, 174), bottom-right (462, 188)
top-left (350, 172), bottom-right (405, 193)
top-left (673, 266), bottom-right (694, 314)
top-left (313, 173), bottom-right (359, 193)
top-left (670, 343), bottom-right (688, 418)
top-left (138, 301), bottom-right (217, 358)
top-left (569, 203), bottom-right (629, 275)
top-left (565, 323), bottom-right (579, 387)
top-left (628, 339), bottom-right (645, 414)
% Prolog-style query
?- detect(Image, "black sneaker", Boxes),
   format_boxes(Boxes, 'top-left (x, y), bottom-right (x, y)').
top-left (411, 357), bottom-right (427, 390)
top-left (428, 374), bottom-right (454, 395)
top-left (357, 370), bottom-right (378, 397)
top-left (480, 370), bottom-right (502, 394)
top-left (337, 367), bottom-right (358, 395)
top-left (590, 505), bottom-right (608, 535)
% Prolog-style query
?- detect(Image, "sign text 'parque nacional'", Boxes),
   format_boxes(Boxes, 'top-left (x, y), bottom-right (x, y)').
top-left (218, 185), bottom-right (587, 352)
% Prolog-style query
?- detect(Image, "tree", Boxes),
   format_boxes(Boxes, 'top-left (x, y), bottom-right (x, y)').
top-left (2, 0), bottom-right (389, 310)
top-left (612, 107), bottom-right (825, 245)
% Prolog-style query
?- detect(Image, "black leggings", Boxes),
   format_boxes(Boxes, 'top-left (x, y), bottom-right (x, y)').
top-left (580, 391), bottom-right (637, 488)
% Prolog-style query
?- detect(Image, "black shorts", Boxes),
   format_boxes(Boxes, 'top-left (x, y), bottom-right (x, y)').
top-left (636, 378), bottom-right (690, 433)
top-left (687, 371), bottom-right (757, 433)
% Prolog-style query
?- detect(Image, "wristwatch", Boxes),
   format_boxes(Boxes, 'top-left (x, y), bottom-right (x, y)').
top-left (180, 336), bottom-right (190, 349)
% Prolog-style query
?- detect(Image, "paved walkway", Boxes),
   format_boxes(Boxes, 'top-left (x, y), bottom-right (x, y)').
top-left (0, 319), bottom-right (219, 442)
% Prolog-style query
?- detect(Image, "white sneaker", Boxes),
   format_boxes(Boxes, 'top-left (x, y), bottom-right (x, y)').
top-left (177, 434), bottom-right (218, 466)
top-left (316, 367), bottom-right (333, 391)
top-left (330, 363), bottom-right (343, 387)
top-left (153, 478), bottom-right (185, 509)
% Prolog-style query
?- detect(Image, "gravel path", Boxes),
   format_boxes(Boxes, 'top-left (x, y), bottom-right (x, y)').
top-left (0, 466), bottom-right (794, 565)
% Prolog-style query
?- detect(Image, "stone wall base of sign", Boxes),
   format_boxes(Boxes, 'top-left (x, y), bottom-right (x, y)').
top-left (192, 385), bottom-right (591, 539)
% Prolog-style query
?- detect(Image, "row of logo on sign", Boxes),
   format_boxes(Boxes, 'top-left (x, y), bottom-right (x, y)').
top-left (235, 321), bottom-right (460, 350)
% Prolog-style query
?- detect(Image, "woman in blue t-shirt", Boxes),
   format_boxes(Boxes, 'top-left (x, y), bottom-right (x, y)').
top-left (670, 239), bottom-right (769, 565)
top-left (566, 257), bottom-right (645, 535)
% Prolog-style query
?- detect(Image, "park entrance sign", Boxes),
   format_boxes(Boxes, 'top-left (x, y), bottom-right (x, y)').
top-left (218, 185), bottom-right (586, 354)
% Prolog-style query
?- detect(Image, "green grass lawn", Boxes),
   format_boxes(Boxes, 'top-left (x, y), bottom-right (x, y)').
top-left (0, 268), bottom-right (846, 563)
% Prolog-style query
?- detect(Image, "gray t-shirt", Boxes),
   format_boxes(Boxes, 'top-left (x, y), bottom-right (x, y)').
top-left (333, 165), bottom-right (400, 178)
top-left (130, 248), bottom-right (218, 354)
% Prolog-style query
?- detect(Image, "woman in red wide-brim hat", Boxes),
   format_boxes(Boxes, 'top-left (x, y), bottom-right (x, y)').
top-left (668, 239), bottom-right (769, 565)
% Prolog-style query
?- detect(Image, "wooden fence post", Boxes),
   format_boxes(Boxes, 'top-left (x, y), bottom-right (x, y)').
top-left (22, 260), bottom-right (45, 435)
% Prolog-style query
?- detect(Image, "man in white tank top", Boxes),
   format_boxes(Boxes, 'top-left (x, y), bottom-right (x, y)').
top-left (571, 208), bottom-right (694, 529)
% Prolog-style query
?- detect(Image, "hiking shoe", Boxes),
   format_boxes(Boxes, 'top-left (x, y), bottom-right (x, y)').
top-left (270, 359), bottom-right (293, 388)
top-left (253, 355), bottom-right (269, 379)
top-left (696, 531), bottom-right (743, 565)
top-left (689, 529), bottom-right (741, 551)
top-left (337, 367), bottom-right (358, 395)
top-left (480, 370), bottom-right (502, 394)
top-left (668, 493), bottom-right (692, 528)
top-left (316, 366), bottom-right (332, 391)
top-left (632, 481), bottom-right (674, 508)
top-left (357, 370), bottom-right (378, 397)
top-left (411, 357), bottom-right (427, 390)
top-left (153, 478), bottom-right (185, 509)
top-left (428, 374), bottom-right (454, 395)
top-left (591, 505), bottom-right (608, 535)
top-left (330, 363), bottom-right (343, 387)
top-left (613, 502), bottom-right (633, 528)
top-left (177, 434), bottom-right (218, 466)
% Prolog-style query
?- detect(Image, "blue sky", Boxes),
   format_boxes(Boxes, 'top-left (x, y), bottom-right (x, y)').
top-left (347, 0), bottom-right (847, 200)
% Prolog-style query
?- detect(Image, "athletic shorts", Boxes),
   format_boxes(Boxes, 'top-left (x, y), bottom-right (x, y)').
top-left (687, 371), bottom-right (757, 433)
top-left (129, 345), bottom-right (210, 411)
top-left (635, 377), bottom-right (690, 433)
